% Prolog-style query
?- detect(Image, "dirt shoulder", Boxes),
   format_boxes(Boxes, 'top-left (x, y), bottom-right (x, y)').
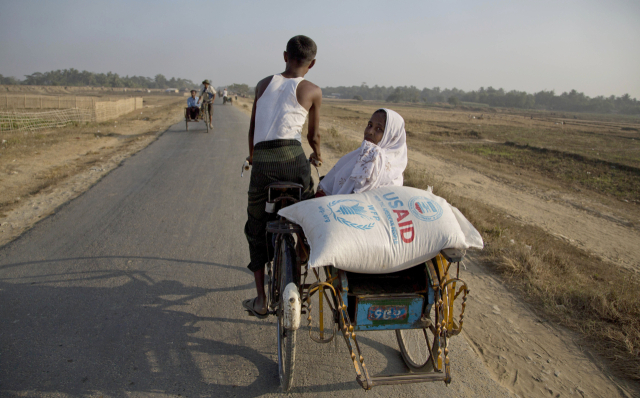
top-left (0, 95), bottom-right (185, 246)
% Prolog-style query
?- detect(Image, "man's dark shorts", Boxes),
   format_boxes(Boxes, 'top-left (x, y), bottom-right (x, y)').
top-left (244, 140), bottom-right (314, 272)
top-left (187, 106), bottom-right (199, 120)
top-left (201, 102), bottom-right (213, 116)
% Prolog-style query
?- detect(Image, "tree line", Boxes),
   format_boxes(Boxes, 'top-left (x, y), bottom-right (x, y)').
top-left (3, 70), bottom-right (638, 115)
top-left (324, 84), bottom-right (640, 115)
top-left (0, 69), bottom-right (195, 90)
top-left (225, 83), bottom-right (250, 95)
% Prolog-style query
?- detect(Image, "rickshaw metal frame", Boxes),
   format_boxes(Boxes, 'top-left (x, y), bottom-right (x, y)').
top-left (300, 243), bottom-right (470, 389)
top-left (262, 180), bottom-right (471, 391)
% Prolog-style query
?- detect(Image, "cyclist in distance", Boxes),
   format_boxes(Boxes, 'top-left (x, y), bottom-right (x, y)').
top-left (198, 79), bottom-right (216, 129)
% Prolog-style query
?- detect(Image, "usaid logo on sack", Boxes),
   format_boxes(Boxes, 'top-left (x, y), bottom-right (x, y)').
top-left (408, 196), bottom-right (443, 222)
top-left (326, 199), bottom-right (376, 230)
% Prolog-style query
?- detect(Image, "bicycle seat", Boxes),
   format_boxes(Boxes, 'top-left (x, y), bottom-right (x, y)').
top-left (266, 182), bottom-right (303, 191)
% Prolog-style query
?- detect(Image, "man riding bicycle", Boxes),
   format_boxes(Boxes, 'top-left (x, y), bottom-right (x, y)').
top-left (198, 79), bottom-right (216, 129)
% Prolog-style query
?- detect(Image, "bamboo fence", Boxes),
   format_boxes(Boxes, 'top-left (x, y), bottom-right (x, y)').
top-left (0, 97), bottom-right (143, 132)
top-left (1, 94), bottom-right (110, 110)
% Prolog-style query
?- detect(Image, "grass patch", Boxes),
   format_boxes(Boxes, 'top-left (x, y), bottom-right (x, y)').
top-left (322, 126), bottom-right (360, 156)
top-left (458, 142), bottom-right (640, 202)
top-left (460, 101), bottom-right (491, 108)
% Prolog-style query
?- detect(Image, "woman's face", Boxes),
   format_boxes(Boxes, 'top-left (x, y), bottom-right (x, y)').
top-left (364, 112), bottom-right (386, 145)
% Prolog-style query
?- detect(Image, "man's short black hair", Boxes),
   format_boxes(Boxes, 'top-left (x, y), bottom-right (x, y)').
top-left (286, 35), bottom-right (317, 64)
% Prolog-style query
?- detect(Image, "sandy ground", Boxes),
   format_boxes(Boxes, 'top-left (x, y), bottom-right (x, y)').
top-left (233, 97), bottom-right (638, 397)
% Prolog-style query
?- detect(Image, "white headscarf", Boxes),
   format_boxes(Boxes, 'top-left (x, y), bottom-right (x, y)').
top-left (319, 109), bottom-right (408, 195)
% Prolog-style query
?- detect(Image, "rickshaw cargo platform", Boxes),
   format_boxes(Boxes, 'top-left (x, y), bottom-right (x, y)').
top-left (339, 265), bottom-right (435, 331)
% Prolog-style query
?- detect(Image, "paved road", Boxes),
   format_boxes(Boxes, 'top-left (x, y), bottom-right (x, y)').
top-left (0, 99), bottom-right (512, 397)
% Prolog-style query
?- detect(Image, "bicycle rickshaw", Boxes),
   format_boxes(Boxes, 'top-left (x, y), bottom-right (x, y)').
top-left (260, 176), bottom-right (470, 391)
top-left (184, 105), bottom-right (211, 133)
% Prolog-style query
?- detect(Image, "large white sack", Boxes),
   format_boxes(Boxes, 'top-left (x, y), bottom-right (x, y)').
top-left (278, 186), bottom-right (483, 274)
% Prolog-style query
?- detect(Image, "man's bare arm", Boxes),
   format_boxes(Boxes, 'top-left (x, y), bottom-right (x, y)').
top-left (247, 89), bottom-right (258, 163)
top-left (306, 86), bottom-right (322, 164)
top-left (247, 76), bottom-right (274, 163)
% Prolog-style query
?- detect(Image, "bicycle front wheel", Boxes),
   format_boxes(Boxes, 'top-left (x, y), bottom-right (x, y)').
top-left (276, 235), bottom-right (297, 391)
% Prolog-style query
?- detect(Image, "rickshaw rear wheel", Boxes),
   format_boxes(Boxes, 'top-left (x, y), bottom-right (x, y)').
top-left (276, 235), bottom-right (297, 391)
top-left (396, 326), bottom-right (442, 371)
top-left (396, 277), bottom-right (447, 372)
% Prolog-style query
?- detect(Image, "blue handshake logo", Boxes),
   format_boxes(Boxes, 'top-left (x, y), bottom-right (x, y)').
top-left (327, 199), bottom-right (376, 230)
top-left (337, 203), bottom-right (372, 220)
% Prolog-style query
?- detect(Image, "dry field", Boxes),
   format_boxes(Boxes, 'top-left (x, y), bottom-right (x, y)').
top-left (0, 90), bottom-right (186, 245)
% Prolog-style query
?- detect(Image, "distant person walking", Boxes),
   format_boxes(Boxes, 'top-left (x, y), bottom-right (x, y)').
top-left (222, 88), bottom-right (229, 104)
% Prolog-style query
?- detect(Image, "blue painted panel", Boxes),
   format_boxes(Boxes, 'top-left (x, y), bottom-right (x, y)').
top-left (354, 295), bottom-right (424, 331)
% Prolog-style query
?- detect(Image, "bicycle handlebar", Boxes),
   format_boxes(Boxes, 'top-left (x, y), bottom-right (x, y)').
top-left (310, 157), bottom-right (322, 168)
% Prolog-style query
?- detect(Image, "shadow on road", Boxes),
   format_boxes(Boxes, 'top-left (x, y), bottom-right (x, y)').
top-left (0, 256), bottom-right (376, 396)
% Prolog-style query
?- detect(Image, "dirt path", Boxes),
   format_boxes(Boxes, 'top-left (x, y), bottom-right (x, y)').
top-left (462, 254), bottom-right (635, 397)
top-left (407, 149), bottom-right (640, 272)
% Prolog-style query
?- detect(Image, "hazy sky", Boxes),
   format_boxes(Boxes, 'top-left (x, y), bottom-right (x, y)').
top-left (1, 0), bottom-right (639, 98)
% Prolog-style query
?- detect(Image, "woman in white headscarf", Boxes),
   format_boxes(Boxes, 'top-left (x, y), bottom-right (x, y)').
top-left (317, 108), bottom-right (408, 196)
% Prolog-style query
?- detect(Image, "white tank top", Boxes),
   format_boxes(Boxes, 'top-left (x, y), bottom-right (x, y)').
top-left (254, 74), bottom-right (308, 146)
